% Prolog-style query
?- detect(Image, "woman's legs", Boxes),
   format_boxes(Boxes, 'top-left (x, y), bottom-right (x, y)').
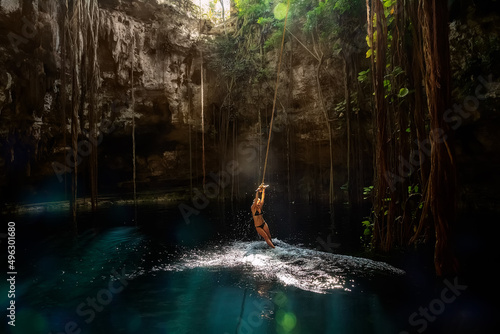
top-left (256, 223), bottom-right (275, 248)
top-left (263, 223), bottom-right (272, 240)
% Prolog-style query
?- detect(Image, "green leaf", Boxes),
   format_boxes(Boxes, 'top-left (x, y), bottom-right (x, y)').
top-left (383, 79), bottom-right (391, 90)
top-left (392, 66), bottom-right (404, 77)
top-left (358, 69), bottom-right (370, 82)
top-left (362, 185), bottom-right (374, 195)
top-left (398, 87), bottom-right (409, 98)
top-left (257, 17), bottom-right (271, 25)
top-left (273, 3), bottom-right (288, 20)
top-left (383, 0), bottom-right (396, 8)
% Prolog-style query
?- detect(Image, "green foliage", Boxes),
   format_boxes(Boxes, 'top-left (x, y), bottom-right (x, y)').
top-left (303, 0), bottom-right (328, 33)
top-left (235, 0), bottom-right (286, 53)
top-left (363, 185), bottom-right (374, 200)
top-left (390, 65), bottom-right (404, 78)
top-left (227, 0), bottom-right (367, 90)
top-left (234, 0), bottom-right (366, 63)
top-left (358, 69), bottom-right (370, 83)
top-left (303, 0), bottom-right (364, 34)
top-left (264, 24), bottom-right (285, 50)
top-left (364, 0), bottom-right (396, 61)
top-left (235, 0), bottom-right (272, 20)
top-left (273, 2), bottom-right (288, 20)
top-left (256, 67), bottom-right (272, 81)
top-left (199, 0), bottom-right (227, 24)
top-left (207, 35), bottom-right (257, 82)
top-left (360, 218), bottom-right (374, 249)
top-left (334, 95), bottom-right (360, 116)
top-left (257, 16), bottom-right (273, 25)
top-left (408, 184), bottom-right (419, 194)
top-left (398, 87), bottom-right (409, 98)
top-left (360, 185), bottom-right (376, 248)
top-left (362, 220), bottom-right (372, 235)
top-left (334, 0), bottom-right (359, 14)
top-left (381, 66), bottom-right (408, 100)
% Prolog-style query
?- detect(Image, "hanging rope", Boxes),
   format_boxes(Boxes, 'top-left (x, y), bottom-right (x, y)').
top-left (261, 0), bottom-right (291, 186)
top-left (201, 50), bottom-right (206, 189)
top-left (199, 0), bottom-right (206, 189)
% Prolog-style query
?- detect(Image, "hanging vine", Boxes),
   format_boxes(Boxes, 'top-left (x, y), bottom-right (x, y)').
top-left (365, 0), bottom-right (458, 275)
top-left (65, 0), bottom-right (101, 217)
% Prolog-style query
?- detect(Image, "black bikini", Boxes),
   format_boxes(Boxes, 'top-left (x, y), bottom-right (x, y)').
top-left (254, 211), bottom-right (265, 229)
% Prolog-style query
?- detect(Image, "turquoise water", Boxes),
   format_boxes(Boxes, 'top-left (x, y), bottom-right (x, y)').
top-left (0, 203), bottom-right (488, 333)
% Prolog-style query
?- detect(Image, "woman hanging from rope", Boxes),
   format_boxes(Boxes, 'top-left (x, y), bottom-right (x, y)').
top-left (249, 0), bottom-right (290, 250)
top-left (251, 184), bottom-right (275, 248)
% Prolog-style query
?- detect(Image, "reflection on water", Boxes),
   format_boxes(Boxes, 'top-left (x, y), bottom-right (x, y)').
top-left (2, 204), bottom-right (410, 334)
top-left (150, 239), bottom-right (405, 294)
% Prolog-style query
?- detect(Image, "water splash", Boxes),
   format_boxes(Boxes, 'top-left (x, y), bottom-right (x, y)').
top-left (147, 240), bottom-right (405, 294)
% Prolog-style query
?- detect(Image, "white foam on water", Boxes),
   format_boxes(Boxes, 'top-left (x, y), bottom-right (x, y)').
top-left (146, 240), bottom-right (405, 294)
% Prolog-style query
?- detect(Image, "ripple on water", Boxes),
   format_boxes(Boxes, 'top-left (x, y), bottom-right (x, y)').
top-left (138, 240), bottom-right (405, 294)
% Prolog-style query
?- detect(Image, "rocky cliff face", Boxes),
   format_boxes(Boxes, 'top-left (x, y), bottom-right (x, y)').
top-left (0, 0), bottom-right (498, 213)
top-left (0, 0), bottom-right (206, 202)
top-left (0, 0), bottom-right (359, 204)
